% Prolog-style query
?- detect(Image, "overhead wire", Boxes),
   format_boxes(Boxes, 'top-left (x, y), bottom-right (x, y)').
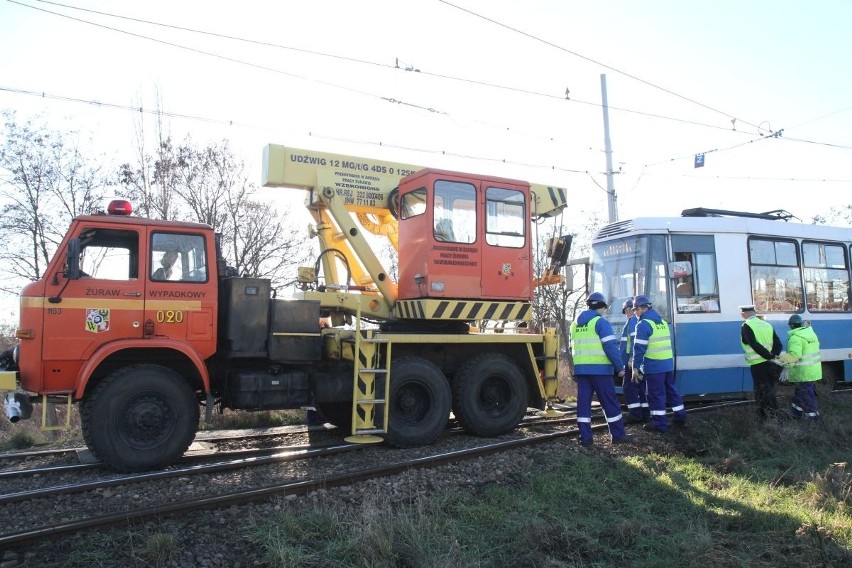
top-left (6, 0), bottom-right (850, 181)
top-left (0, 84), bottom-right (594, 178)
top-left (642, 130), bottom-right (784, 168)
top-left (437, 0), bottom-right (765, 132)
top-left (20, 0), bottom-right (763, 137)
top-left (7, 0), bottom-right (439, 115)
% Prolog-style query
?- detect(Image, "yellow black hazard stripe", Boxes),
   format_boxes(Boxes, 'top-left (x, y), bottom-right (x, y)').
top-left (394, 299), bottom-right (532, 321)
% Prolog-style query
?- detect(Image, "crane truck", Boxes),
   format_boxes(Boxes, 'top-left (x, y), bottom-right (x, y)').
top-left (1, 145), bottom-right (572, 471)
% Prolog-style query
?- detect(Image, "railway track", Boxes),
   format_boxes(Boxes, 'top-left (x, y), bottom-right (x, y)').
top-left (0, 410), bottom-right (575, 478)
top-left (0, 399), bottom-right (752, 548)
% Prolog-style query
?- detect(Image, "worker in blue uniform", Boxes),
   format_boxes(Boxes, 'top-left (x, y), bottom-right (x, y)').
top-left (619, 298), bottom-right (648, 423)
top-left (570, 292), bottom-right (634, 447)
top-left (631, 295), bottom-right (686, 433)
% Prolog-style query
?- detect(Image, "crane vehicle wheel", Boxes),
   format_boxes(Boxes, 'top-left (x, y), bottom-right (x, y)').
top-left (81, 364), bottom-right (199, 472)
top-left (385, 357), bottom-right (451, 448)
top-left (452, 353), bottom-right (527, 436)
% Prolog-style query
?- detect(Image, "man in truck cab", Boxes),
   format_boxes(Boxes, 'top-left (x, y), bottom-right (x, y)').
top-left (152, 249), bottom-right (179, 281)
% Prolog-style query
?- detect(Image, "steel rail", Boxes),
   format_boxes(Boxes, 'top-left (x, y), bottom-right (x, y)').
top-left (0, 398), bottom-right (756, 547)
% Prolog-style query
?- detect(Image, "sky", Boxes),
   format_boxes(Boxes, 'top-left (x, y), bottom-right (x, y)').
top-left (2, 0), bottom-right (851, 223)
top-left (1, 0), bottom-right (851, 303)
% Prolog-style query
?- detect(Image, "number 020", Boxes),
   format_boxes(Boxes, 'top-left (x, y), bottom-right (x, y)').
top-left (156, 310), bottom-right (184, 323)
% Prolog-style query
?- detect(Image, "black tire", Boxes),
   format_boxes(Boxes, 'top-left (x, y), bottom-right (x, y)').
top-left (81, 364), bottom-right (199, 472)
top-left (452, 353), bottom-right (528, 437)
top-left (385, 357), bottom-right (451, 448)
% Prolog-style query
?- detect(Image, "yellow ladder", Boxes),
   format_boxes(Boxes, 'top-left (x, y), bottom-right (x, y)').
top-left (344, 306), bottom-right (392, 444)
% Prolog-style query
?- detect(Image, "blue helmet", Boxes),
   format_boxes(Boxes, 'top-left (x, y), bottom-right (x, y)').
top-left (587, 292), bottom-right (607, 308)
top-left (634, 295), bottom-right (652, 308)
top-left (622, 299), bottom-right (634, 313)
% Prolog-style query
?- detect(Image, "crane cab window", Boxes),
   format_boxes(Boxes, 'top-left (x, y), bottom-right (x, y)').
top-left (485, 187), bottom-right (525, 248)
top-left (433, 180), bottom-right (475, 244)
top-left (400, 187), bottom-right (427, 219)
top-left (151, 233), bottom-right (208, 282)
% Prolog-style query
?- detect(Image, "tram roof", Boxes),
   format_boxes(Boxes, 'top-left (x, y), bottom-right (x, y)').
top-left (596, 215), bottom-right (852, 242)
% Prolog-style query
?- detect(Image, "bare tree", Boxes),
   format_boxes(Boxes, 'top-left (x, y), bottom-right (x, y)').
top-left (0, 110), bottom-right (108, 293)
top-left (220, 176), bottom-right (309, 290)
top-left (813, 205), bottom-right (852, 228)
top-left (118, 118), bottom-right (311, 291)
top-left (118, 93), bottom-right (178, 220)
top-left (531, 210), bottom-right (604, 345)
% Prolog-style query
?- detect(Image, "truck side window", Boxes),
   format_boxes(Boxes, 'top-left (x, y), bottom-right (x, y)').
top-left (78, 229), bottom-right (138, 280)
top-left (151, 233), bottom-right (208, 282)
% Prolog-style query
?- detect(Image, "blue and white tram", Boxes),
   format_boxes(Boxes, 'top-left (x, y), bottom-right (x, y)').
top-left (589, 208), bottom-right (852, 398)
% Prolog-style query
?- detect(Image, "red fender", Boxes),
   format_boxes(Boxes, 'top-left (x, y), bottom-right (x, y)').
top-left (75, 338), bottom-right (210, 399)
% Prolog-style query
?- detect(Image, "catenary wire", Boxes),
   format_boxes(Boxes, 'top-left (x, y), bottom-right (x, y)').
top-left (20, 0), bottom-right (765, 137)
top-left (0, 84), bottom-right (592, 178)
top-left (4, 3), bottom-right (850, 184)
top-left (437, 0), bottom-right (765, 132)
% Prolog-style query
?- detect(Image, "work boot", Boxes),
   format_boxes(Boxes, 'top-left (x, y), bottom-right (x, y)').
top-left (579, 438), bottom-right (594, 447)
top-left (612, 434), bottom-right (634, 444)
top-left (643, 423), bottom-right (667, 434)
top-left (624, 415), bottom-right (644, 425)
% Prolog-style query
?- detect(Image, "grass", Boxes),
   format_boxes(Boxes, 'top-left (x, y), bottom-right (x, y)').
top-left (252, 392), bottom-right (852, 568)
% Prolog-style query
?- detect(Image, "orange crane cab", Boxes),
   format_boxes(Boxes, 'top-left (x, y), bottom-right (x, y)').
top-left (2, 146), bottom-right (573, 472)
top-left (397, 169), bottom-right (532, 302)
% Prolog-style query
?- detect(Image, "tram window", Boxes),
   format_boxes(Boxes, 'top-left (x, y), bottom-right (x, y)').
top-left (803, 241), bottom-right (849, 312)
top-left (648, 235), bottom-right (670, 321)
top-left (748, 237), bottom-right (804, 312)
top-left (672, 235), bottom-right (720, 313)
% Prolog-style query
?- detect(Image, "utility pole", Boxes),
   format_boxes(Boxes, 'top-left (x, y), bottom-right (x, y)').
top-left (600, 74), bottom-right (618, 222)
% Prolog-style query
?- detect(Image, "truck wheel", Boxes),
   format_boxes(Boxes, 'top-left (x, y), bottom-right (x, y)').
top-left (81, 364), bottom-right (199, 472)
top-left (452, 353), bottom-right (527, 437)
top-left (385, 357), bottom-right (451, 448)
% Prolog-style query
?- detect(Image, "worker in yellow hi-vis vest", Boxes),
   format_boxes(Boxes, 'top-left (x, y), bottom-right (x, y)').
top-left (570, 292), bottom-right (634, 447)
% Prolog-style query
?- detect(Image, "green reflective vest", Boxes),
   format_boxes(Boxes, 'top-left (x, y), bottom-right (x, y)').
top-left (642, 319), bottom-right (673, 360)
top-left (741, 317), bottom-right (773, 366)
top-left (570, 316), bottom-right (609, 365)
top-left (787, 326), bottom-right (821, 382)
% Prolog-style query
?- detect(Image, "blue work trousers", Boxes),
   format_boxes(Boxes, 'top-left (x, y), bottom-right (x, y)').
top-left (622, 366), bottom-right (649, 420)
top-left (576, 374), bottom-right (626, 443)
top-left (791, 382), bottom-right (819, 420)
top-left (645, 370), bottom-right (686, 432)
